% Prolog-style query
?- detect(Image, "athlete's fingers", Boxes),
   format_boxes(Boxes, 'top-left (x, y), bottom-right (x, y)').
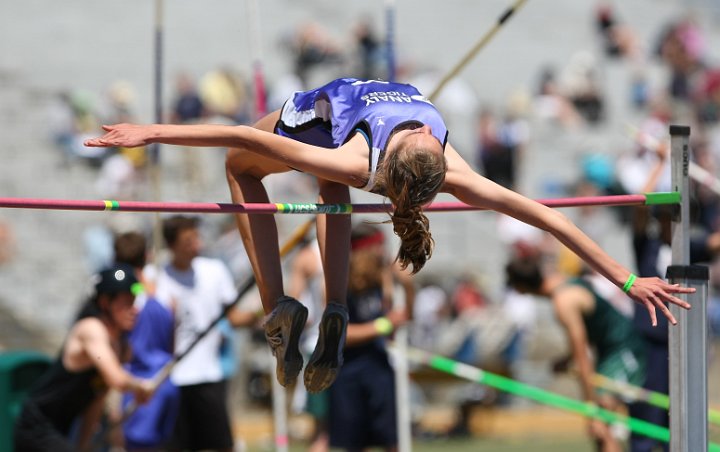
top-left (652, 295), bottom-right (676, 325)
top-left (661, 292), bottom-right (690, 310)
top-left (665, 283), bottom-right (695, 295)
top-left (644, 300), bottom-right (658, 327)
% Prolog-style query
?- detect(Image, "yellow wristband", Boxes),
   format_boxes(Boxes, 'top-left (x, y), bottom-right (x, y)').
top-left (374, 317), bottom-right (394, 336)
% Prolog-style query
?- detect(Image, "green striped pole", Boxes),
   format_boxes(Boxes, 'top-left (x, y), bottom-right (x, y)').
top-left (403, 347), bottom-right (720, 450)
top-left (591, 373), bottom-right (720, 425)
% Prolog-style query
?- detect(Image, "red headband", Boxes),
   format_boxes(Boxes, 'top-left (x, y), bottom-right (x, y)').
top-left (351, 231), bottom-right (385, 250)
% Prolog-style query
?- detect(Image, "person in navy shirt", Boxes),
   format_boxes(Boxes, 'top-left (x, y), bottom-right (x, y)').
top-left (328, 224), bottom-right (411, 451)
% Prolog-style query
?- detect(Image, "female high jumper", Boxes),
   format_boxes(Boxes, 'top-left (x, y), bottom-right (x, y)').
top-left (85, 78), bottom-right (692, 393)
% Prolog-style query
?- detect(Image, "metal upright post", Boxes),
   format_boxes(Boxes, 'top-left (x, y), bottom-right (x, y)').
top-left (666, 265), bottom-right (709, 452)
top-left (668, 125), bottom-right (708, 451)
top-left (669, 125), bottom-right (690, 266)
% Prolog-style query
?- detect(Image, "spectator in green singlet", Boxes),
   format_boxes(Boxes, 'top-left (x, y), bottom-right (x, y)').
top-left (506, 255), bottom-right (646, 452)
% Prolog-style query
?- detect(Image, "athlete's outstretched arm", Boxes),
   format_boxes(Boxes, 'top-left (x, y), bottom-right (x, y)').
top-left (441, 144), bottom-right (692, 326)
top-left (84, 119), bottom-right (368, 187)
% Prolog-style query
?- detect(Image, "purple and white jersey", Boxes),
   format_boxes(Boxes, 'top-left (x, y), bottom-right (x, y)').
top-left (275, 78), bottom-right (448, 193)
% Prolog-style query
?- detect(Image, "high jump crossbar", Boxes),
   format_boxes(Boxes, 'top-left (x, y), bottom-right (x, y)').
top-left (0, 192), bottom-right (679, 215)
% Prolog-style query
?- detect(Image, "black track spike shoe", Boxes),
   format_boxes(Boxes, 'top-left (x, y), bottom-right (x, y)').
top-left (303, 302), bottom-right (348, 393)
top-left (263, 296), bottom-right (309, 387)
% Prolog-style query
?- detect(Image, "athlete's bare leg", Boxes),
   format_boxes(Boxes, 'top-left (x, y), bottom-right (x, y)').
top-left (225, 111), bottom-right (287, 312)
top-left (225, 111), bottom-right (310, 387)
top-left (316, 178), bottom-right (351, 307)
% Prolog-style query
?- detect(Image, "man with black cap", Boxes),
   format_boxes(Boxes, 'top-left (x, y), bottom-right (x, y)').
top-left (13, 263), bottom-right (155, 452)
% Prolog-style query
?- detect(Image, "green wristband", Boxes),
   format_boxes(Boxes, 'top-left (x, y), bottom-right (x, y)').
top-left (622, 273), bottom-right (637, 293)
top-left (374, 317), bottom-right (394, 336)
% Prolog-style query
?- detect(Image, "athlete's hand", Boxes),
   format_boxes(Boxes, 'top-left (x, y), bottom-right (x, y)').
top-left (84, 124), bottom-right (154, 148)
top-left (627, 277), bottom-right (693, 326)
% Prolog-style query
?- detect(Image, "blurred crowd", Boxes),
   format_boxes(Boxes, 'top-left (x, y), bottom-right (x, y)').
top-left (9, 1), bottom-right (720, 450)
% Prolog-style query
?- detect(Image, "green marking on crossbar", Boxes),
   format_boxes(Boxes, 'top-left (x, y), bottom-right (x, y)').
top-left (276, 203), bottom-right (353, 214)
top-left (103, 200), bottom-right (120, 211)
top-left (644, 192), bottom-right (680, 205)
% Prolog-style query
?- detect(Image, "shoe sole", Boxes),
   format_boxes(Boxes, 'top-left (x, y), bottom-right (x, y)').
top-left (268, 302), bottom-right (308, 387)
top-left (304, 310), bottom-right (345, 393)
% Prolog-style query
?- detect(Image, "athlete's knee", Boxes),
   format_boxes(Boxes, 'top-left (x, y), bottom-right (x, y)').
top-left (225, 148), bottom-right (266, 182)
top-left (226, 147), bottom-right (249, 173)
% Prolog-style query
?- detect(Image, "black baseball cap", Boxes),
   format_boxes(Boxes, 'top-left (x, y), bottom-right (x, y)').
top-left (94, 263), bottom-right (143, 297)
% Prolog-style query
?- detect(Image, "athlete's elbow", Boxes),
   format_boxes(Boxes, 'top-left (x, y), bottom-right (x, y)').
top-left (231, 125), bottom-right (255, 147)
